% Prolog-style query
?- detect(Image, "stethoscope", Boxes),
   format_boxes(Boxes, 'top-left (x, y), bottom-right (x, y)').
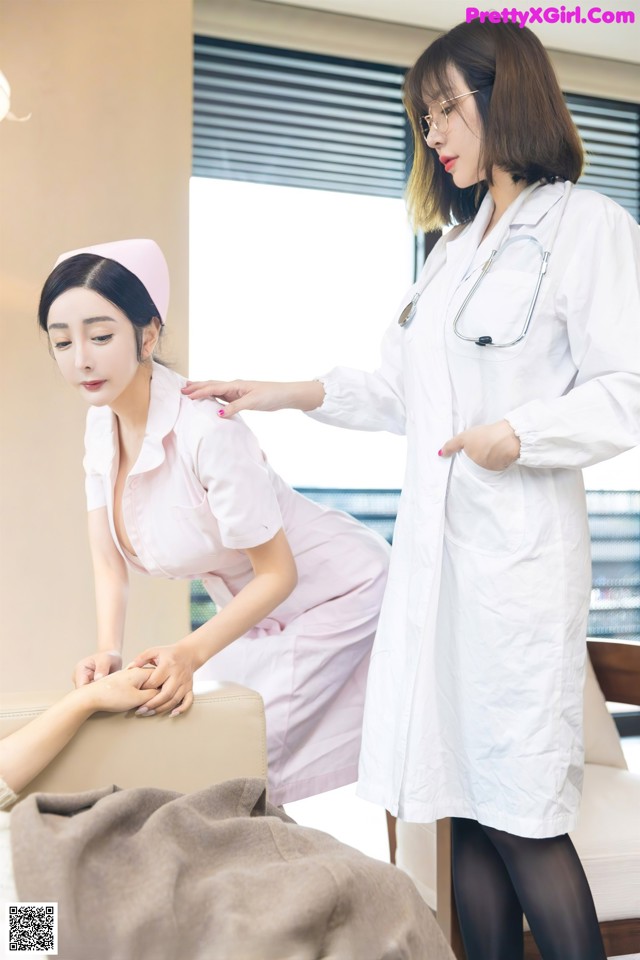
top-left (398, 181), bottom-right (573, 348)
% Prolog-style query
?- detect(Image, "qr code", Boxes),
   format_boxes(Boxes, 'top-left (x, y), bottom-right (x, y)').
top-left (6, 903), bottom-right (57, 955)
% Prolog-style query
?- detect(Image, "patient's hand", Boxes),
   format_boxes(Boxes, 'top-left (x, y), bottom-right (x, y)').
top-left (73, 650), bottom-right (122, 687)
top-left (0, 669), bottom-right (161, 798)
top-left (127, 644), bottom-right (196, 717)
top-left (81, 667), bottom-right (159, 714)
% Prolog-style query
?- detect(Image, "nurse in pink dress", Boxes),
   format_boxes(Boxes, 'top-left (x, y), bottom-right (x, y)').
top-left (38, 239), bottom-right (390, 805)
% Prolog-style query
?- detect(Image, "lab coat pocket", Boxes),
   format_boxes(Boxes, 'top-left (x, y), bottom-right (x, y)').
top-left (458, 450), bottom-right (505, 483)
top-left (445, 451), bottom-right (525, 556)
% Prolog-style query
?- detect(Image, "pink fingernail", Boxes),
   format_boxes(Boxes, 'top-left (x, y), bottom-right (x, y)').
top-left (217, 409), bottom-right (225, 417)
top-left (437, 449), bottom-right (443, 457)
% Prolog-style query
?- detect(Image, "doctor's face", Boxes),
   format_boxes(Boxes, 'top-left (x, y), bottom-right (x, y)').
top-left (423, 65), bottom-right (484, 188)
top-left (47, 287), bottom-right (149, 407)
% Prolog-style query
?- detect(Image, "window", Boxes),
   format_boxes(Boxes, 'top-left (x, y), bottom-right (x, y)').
top-left (191, 38), bottom-right (415, 490)
top-left (565, 93), bottom-right (640, 221)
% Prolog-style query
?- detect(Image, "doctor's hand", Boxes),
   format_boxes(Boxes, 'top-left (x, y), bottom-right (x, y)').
top-left (72, 649), bottom-right (123, 688)
top-left (126, 644), bottom-right (196, 717)
top-left (439, 419), bottom-right (521, 471)
top-left (181, 379), bottom-right (325, 417)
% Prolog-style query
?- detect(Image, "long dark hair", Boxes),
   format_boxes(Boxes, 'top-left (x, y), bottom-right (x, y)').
top-left (404, 20), bottom-right (584, 230)
top-left (38, 254), bottom-right (162, 360)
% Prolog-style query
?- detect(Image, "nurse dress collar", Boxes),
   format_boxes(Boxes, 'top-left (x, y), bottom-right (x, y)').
top-left (83, 362), bottom-right (181, 477)
top-left (398, 180), bottom-right (572, 346)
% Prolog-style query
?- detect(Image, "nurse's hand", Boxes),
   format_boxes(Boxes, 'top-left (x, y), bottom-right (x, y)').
top-left (439, 419), bottom-right (520, 471)
top-left (81, 667), bottom-right (158, 713)
top-left (126, 644), bottom-right (197, 717)
top-left (72, 649), bottom-right (123, 687)
top-left (181, 379), bottom-right (325, 417)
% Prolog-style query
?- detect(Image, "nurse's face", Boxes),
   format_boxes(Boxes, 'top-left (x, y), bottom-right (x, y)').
top-left (423, 65), bottom-right (484, 188)
top-left (47, 287), bottom-right (153, 407)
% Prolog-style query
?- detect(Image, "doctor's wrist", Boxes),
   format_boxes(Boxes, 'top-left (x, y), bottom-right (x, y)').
top-left (498, 419), bottom-right (521, 463)
top-left (292, 380), bottom-right (325, 412)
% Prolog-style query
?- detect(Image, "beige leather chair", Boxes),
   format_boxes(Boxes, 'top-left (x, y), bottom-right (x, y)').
top-left (395, 640), bottom-right (640, 959)
top-left (0, 680), bottom-right (267, 796)
top-left (1, 681), bottom-right (460, 960)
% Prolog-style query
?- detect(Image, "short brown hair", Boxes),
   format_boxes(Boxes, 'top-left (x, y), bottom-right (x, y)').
top-left (404, 20), bottom-right (584, 231)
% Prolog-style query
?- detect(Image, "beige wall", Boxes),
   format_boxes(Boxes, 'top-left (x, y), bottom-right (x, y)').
top-left (0, 0), bottom-right (192, 693)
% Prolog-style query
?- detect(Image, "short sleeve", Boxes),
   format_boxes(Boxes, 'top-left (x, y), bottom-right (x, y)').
top-left (192, 412), bottom-right (283, 550)
top-left (83, 407), bottom-right (112, 511)
top-left (85, 473), bottom-right (107, 511)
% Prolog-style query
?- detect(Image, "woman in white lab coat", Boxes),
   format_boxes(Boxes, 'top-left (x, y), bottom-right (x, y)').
top-left (184, 20), bottom-right (640, 959)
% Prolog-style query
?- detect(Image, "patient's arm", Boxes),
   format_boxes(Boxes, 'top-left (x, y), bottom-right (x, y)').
top-left (0, 668), bottom-right (156, 796)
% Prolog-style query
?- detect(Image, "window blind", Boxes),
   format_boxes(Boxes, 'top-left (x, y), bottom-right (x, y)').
top-left (566, 93), bottom-right (640, 220)
top-left (193, 36), bottom-right (640, 220)
top-left (193, 36), bottom-right (408, 198)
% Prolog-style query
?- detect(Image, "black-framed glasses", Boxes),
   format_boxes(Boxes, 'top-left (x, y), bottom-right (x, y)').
top-left (419, 90), bottom-right (479, 141)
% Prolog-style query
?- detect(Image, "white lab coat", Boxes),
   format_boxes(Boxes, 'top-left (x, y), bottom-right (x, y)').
top-left (309, 181), bottom-right (640, 838)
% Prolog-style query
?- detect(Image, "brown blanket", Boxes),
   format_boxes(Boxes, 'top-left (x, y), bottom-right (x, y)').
top-left (11, 778), bottom-right (454, 960)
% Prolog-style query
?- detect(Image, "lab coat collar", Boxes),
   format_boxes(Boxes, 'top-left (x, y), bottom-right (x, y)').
top-left (509, 180), bottom-right (565, 226)
top-left (445, 180), bottom-right (566, 265)
top-left (444, 193), bottom-right (493, 264)
top-left (83, 361), bottom-right (181, 477)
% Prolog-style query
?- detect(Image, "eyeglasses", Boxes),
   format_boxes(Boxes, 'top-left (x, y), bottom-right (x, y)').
top-left (419, 90), bottom-right (479, 141)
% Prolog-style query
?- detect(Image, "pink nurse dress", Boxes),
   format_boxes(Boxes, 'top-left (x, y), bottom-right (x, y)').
top-left (83, 361), bottom-right (390, 804)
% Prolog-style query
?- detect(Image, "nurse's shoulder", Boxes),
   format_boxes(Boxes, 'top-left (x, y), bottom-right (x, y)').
top-left (172, 368), bottom-right (266, 471)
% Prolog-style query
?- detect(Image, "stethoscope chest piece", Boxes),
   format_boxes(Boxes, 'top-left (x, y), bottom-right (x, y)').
top-left (398, 292), bottom-right (420, 327)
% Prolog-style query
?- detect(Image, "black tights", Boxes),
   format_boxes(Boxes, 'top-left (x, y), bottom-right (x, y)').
top-left (451, 817), bottom-right (606, 960)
